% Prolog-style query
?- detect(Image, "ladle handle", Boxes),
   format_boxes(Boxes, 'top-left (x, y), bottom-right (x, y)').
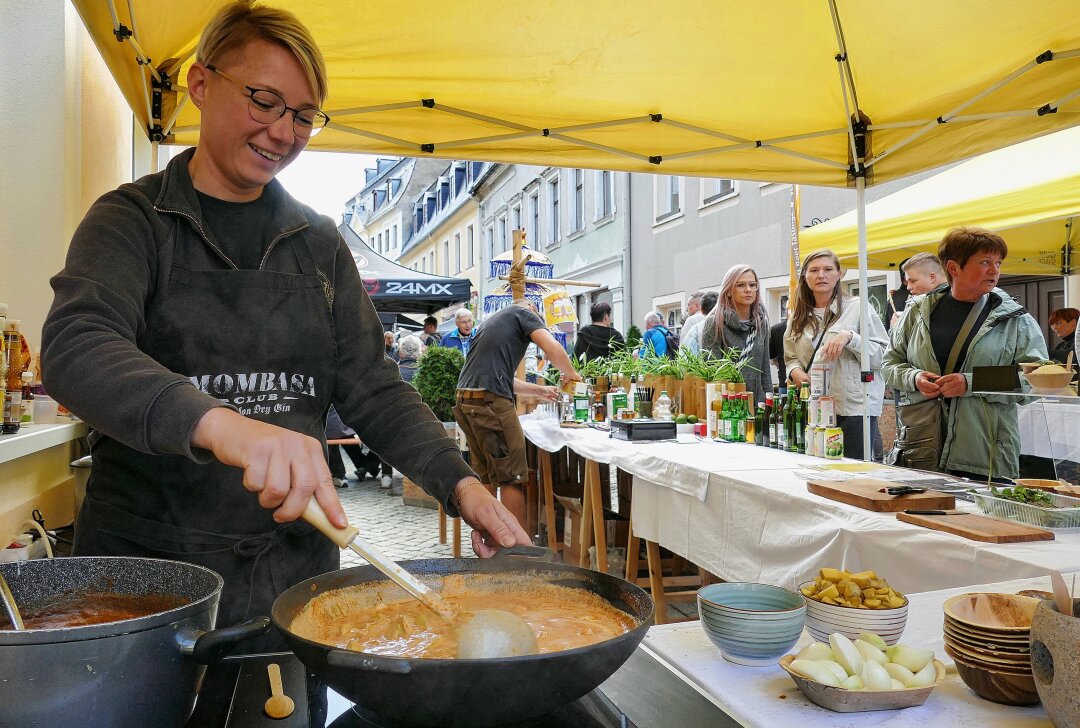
top-left (268, 663), bottom-right (285, 698)
top-left (303, 499), bottom-right (359, 548)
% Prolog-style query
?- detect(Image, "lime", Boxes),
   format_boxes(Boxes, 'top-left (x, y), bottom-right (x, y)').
top-left (686, 415), bottom-right (699, 424)
top-left (675, 414), bottom-right (688, 424)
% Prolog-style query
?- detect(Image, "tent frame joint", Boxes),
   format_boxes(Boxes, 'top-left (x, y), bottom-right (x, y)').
top-left (112, 23), bottom-right (132, 42)
top-left (650, 113), bottom-right (663, 122)
top-left (648, 155), bottom-right (662, 165)
top-left (1036, 50), bottom-right (1054, 64)
top-left (421, 98), bottom-right (435, 108)
top-left (420, 143), bottom-right (435, 153)
top-left (1037, 103), bottom-right (1057, 116)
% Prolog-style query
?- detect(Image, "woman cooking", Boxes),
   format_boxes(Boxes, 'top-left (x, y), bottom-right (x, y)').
top-left (42, 0), bottom-right (526, 679)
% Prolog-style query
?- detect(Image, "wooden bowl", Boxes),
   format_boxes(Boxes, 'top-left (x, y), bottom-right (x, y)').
top-left (947, 648), bottom-right (1039, 705)
top-left (1014, 478), bottom-right (1070, 491)
top-left (1019, 362), bottom-right (1042, 375)
top-left (943, 593), bottom-right (1039, 633)
top-left (1025, 370), bottom-right (1075, 389)
top-left (779, 655), bottom-right (945, 712)
top-left (943, 616), bottom-right (1032, 645)
top-left (944, 644), bottom-right (1032, 676)
top-left (943, 623), bottom-right (1030, 654)
top-left (944, 637), bottom-right (1032, 667)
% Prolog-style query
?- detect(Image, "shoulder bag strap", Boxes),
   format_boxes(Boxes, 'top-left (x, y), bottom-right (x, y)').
top-left (944, 294), bottom-right (988, 375)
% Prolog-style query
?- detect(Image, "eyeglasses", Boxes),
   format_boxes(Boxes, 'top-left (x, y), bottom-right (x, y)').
top-left (206, 64), bottom-right (330, 138)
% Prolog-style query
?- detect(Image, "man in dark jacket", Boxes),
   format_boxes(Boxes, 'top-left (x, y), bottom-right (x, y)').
top-left (1049, 308), bottom-right (1078, 364)
top-left (573, 302), bottom-right (625, 360)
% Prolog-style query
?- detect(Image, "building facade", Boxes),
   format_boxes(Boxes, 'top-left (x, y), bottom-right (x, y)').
top-left (476, 165), bottom-right (632, 331)
top-left (343, 157), bottom-right (446, 262)
top-left (397, 161), bottom-right (490, 321)
top-left (627, 173), bottom-right (939, 332)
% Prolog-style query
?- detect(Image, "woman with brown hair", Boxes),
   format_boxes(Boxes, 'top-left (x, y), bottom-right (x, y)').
top-left (785, 249), bottom-right (888, 459)
top-left (701, 264), bottom-right (772, 405)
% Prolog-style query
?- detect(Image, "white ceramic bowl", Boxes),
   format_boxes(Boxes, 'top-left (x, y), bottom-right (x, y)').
top-left (800, 581), bottom-right (908, 645)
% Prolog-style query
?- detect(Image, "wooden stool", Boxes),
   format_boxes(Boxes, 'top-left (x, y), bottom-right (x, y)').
top-left (437, 504), bottom-right (463, 558)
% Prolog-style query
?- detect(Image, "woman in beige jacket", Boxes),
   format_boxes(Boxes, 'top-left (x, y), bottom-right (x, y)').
top-left (785, 249), bottom-right (888, 459)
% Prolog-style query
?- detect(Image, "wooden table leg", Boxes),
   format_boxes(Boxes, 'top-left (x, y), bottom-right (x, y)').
top-left (586, 459), bottom-right (608, 574)
top-left (538, 449), bottom-right (559, 553)
top-left (625, 515), bottom-right (640, 583)
top-left (452, 516), bottom-right (462, 558)
top-left (437, 503), bottom-right (447, 545)
top-left (578, 469), bottom-right (594, 569)
top-left (646, 538), bottom-right (667, 625)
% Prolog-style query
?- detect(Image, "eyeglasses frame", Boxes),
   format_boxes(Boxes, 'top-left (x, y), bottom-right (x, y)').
top-left (204, 63), bottom-right (330, 137)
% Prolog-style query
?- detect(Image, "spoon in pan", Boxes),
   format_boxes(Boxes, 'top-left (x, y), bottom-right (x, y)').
top-left (303, 500), bottom-right (539, 658)
top-left (0, 572), bottom-right (25, 631)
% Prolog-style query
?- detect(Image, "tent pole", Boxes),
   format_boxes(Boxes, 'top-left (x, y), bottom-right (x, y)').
top-left (857, 176), bottom-right (871, 461)
top-left (150, 141), bottom-right (159, 174)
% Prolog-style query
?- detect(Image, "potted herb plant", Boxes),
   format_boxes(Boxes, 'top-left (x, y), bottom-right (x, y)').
top-left (412, 345), bottom-right (465, 425)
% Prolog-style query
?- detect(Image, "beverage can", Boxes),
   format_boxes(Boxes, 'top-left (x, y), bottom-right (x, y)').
top-left (814, 426), bottom-right (826, 457)
top-left (810, 362), bottom-right (830, 397)
top-left (824, 426), bottom-right (844, 459)
top-left (807, 397), bottom-right (820, 427)
top-left (818, 396), bottom-right (837, 427)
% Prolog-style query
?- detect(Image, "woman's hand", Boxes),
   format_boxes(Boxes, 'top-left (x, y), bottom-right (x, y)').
top-left (915, 370), bottom-right (942, 398)
top-left (790, 367), bottom-right (810, 386)
top-left (453, 478), bottom-right (532, 557)
top-left (192, 408), bottom-right (347, 528)
top-left (817, 330), bottom-right (854, 363)
top-left (936, 372), bottom-right (968, 398)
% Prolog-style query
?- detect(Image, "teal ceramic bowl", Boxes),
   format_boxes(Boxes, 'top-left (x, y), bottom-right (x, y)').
top-left (698, 583), bottom-right (806, 666)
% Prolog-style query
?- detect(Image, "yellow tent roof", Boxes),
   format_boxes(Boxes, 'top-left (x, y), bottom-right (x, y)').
top-left (802, 125), bottom-right (1080, 274)
top-left (73, 1), bottom-right (1080, 187)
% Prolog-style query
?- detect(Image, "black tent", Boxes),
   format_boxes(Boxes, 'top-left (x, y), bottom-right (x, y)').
top-left (338, 224), bottom-right (471, 315)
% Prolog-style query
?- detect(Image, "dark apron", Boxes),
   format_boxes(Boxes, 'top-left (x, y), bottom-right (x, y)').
top-left (74, 234), bottom-right (338, 654)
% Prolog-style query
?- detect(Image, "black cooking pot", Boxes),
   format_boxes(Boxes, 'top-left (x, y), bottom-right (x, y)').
top-left (0, 557), bottom-right (269, 728)
top-left (272, 554), bottom-right (654, 727)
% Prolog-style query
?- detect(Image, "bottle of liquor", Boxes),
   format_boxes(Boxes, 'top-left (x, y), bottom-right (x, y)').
top-left (796, 383), bottom-right (810, 454)
top-left (786, 387), bottom-right (798, 452)
top-left (3, 320), bottom-right (23, 434)
top-left (743, 394), bottom-right (756, 443)
top-left (731, 393), bottom-right (743, 442)
top-left (761, 393), bottom-right (773, 448)
top-left (755, 401), bottom-right (765, 446)
top-left (720, 393), bottom-right (731, 441)
top-left (771, 394), bottom-right (783, 449)
top-left (709, 386), bottom-right (724, 439)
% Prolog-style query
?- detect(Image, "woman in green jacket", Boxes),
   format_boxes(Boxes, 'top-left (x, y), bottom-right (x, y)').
top-left (883, 228), bottom-right (1047, 480)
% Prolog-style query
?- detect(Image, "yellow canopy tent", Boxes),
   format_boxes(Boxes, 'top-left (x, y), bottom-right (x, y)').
top-left (70, 0), bottom-right (1080, 458)
top-left (73, 1), bottom-right (1080, 187)
top-left (803, 125), bottom-right (1080, 275)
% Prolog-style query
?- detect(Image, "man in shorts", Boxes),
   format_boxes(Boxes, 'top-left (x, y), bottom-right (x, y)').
top-left (454, 300), bottom-right (581, 526)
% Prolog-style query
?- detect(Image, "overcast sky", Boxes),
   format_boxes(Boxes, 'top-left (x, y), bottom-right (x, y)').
top-left (276, 150), bottom-right (381, 222)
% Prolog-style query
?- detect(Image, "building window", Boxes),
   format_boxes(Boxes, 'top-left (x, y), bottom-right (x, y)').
top-left (655, 176), bottom-right (681, 222)
top-left (467, 225), bottom-right (475, 267)
top-left (487, 224), bottom-right (495, 263)
top-left (454, 233), bottom-right (462, 273)
top-left (702, 178), bottom-right (736, 205)
top-left (548, 177), bottom-right (560, 246)
top-left (528, 192), bottom-right (539, 249)
top-left (443, 241), bottom-right (450, 276)
top-left (596, 170), bottom-right (614, 219)
top-left (420, 257), bottom-right (426, 273)
top-left (429, 252), bottom-right (435, 272)
top-left (391, 225), bottom-right (398, 250)
top-left (571, 169), bottom-right (584, 232)
top-left (498, 215), bottom-right (508, 253)
top-left (511, 204), bottom-right (522, 238)
top-left (376, 232), bottom-right (383, 253)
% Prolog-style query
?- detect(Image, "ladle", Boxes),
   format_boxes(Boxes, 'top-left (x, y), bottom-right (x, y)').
top-left (263, 662), bottom-right (295, 719)
top-left (0, 572), bottom-right (25, 630)
top-left (303, 500), bottom-right (539, 658)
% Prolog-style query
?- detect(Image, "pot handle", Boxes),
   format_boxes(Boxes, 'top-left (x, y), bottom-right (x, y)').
top-left (180, 617), bottom-right (272, 664)
top-left (493, 544), bottom-right (556, 563)
top-left (327, 649), bottom-right (413, 673)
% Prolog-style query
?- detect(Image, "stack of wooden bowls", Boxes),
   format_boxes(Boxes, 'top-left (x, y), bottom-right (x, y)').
top-left (942, 593), bottom-right (1041, 706)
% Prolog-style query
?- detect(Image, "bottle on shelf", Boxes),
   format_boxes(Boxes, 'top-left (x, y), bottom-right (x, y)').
top-left (762, 393), bottom-right (773, 448)
top-left (754, 401), bottom-right (765, 446)
top-left (655, 390), bottom-right (673, 421)
top-left (708, 384), bottom-right (723, 439)
top-left (796, 383), bottom-right (810, 454)
top-left (772, 394), bottom-right (784, 449)
top-left (3, 320), bottom-right (23, 434)
top-left (20, 371), bottom-right (34, 424)
top-left (743, 394), bottom-right (755, 443)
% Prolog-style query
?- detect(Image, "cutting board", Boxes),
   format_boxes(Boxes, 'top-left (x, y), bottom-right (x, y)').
top-left (807, 478), bottom-right (956, 512)
top-left (896, 511), bottom-right (1055, 543)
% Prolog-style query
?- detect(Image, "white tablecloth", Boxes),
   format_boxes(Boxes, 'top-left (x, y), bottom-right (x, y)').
top-left (1018, 400), bottom-right (1080, 461)
top-left (630, 464), bottom-right (1080, 594)
top-left (641, 574), bottom-right (1057, 727)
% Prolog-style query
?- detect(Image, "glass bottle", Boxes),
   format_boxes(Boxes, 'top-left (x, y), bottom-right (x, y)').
top-left (20, 371), bottom-right (33, 424)
top-left (2, 321), bottom-right (23, 434)
top-left (754, 401), bottom-right (765, 446)
top-left (655, 390), bottom-right (673, 421)
top-left (762, 393), bottom-right (773, 448)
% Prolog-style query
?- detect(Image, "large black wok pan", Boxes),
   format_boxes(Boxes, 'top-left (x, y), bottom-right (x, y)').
top-left (272, 553), bottom-right (654, 727)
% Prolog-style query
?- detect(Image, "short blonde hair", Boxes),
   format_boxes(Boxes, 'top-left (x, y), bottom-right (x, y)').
top-left (196, 1), bottom-right (328, 103)
top-left (902, 252), bottom-right (945, 276)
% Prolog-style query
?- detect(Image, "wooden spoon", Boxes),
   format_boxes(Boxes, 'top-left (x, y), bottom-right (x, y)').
top-left (264, 663), bottom-right (294, 719)
top-left (1050, 570), bottom-right (1073, 618)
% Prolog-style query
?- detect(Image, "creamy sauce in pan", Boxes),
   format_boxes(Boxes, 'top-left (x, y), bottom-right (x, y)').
top-left (292, 574), bottom-right (636, 659)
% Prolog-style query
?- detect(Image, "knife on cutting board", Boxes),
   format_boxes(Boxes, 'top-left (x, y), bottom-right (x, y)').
top-left (902, 510), bottom-right (965, 516)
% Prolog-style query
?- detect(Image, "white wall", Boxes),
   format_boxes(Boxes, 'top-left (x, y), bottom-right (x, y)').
top-left (0, 1), bottom-right (136, 354)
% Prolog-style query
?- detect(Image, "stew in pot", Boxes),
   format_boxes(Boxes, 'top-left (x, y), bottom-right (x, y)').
top-left (291, 573), bottom-right (636, 659)
top-left (0, 591), bottom-right (190, 630)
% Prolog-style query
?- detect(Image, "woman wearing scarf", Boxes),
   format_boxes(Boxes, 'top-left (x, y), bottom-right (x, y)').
top-left (701, 264), bottom-right (772, 406)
